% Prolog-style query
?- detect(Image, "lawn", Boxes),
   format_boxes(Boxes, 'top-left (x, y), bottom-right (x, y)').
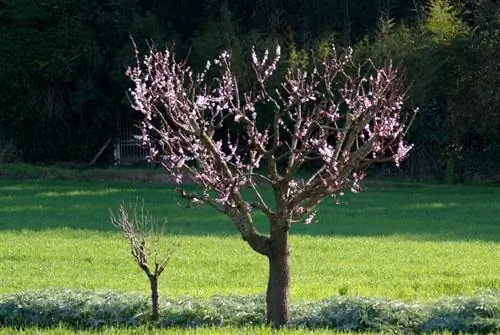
top-left (0, 179), bottom-right (498, 299)
top-left (0, 178), bottom-right (499, 333)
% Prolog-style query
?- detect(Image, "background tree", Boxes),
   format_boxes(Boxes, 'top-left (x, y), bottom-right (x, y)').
top-left (1, 0), bottom-right (497, 182)
top-left (126, 41), bottom-right (415, 326)
top-left (110, 201), bottom-right (176, 321)
top-left (353, 0), bottom-right (499, 182)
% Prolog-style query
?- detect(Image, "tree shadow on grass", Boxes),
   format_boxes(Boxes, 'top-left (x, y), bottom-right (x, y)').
top-left (0, 180), bottom-right (499, 242)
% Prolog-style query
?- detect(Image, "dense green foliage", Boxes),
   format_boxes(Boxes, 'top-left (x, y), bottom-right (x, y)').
top-left (1, 289), bottom-right (499, 333)
top-left (355, 0), bottom-right (500, 182)
top-left (0, 0), bottom-right (498, 178)
top-left (0, 327), bottom-right (454, 335)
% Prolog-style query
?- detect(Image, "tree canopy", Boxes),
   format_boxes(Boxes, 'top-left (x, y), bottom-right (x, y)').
top-left (0, 0), bottom-right (498, 182)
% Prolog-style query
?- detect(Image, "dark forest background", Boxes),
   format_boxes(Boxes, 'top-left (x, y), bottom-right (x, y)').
top-left (0, 0), bottom-right (498, 182)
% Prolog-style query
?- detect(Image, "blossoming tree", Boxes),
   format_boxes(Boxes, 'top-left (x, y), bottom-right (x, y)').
top-left (126, 42), bottom-right (416, 326)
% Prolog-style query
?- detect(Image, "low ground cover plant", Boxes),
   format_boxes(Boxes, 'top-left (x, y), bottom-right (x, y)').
top-left (0, 289), bottom-right (498, 333)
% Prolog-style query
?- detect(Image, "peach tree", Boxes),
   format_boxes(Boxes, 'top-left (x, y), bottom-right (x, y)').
top-left (126, 42), bottom-right (416, 327)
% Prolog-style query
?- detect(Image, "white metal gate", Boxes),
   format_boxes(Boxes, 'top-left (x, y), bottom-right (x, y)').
top-left (113, 121), bottom-right (147, 165)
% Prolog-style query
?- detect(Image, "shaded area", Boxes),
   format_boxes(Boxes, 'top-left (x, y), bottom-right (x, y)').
top-left (1, 0), bottom-right (499, 183)
top-left (0, 289), bottom-right (498, 334)
top-left (0, 180), bottom-right (499, 242)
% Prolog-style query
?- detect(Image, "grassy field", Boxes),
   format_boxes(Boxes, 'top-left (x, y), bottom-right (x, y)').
top-left (0, 178), bottom-right (499, 333)
top-left (0, 179), bottom-right (498, 300)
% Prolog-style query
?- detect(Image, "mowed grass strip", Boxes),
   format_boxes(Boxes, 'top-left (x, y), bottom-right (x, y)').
top-left (0, 180), bottom-right (498, 300)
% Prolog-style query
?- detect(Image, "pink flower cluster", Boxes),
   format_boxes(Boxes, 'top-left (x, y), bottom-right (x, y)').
top-left (126, 41), bottom-right (416, 227)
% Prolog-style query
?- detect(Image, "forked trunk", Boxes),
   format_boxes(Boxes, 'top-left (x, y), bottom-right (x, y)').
top-left (148, 275), bottom-right (159, 321)
top-left (266, 225), bottom-right (291, 327)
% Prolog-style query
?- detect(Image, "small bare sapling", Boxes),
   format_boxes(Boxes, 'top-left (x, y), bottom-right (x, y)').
top-left (110, 201), bottom-right (176, 321)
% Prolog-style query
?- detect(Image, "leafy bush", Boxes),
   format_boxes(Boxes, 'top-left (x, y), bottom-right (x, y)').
top-left (0, 289), bottom-right (498, 333)
top-left (0, 290), bottom-right (148, 329)
top-left (291, 296), bottom-right (424, 333)
top-left (419, 293), bottom-right (500, 334)
top-left (159, 295), bottom-right (266, 327)
top-left (0, 141), bottom-right (20, 164)
top-left (352, 0), bottom-right (500, 183)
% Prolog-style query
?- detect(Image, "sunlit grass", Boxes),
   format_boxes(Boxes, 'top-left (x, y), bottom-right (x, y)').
top-left (0, 326), bottom-right (418, 335)
top-left (0, 180), bottom-right (498, 302)
top-left (1, 231), bottom-right (497, 300)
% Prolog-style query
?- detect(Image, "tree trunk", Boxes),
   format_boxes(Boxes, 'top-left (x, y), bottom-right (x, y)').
top-left (148, 275), bottom-right (159, 321)
top-left (266, 225), bottom-right (291, 327)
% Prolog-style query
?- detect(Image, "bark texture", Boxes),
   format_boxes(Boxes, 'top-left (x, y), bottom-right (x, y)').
top-left (266, 224), bottom-right (291, 327)
top-left (149, 275), bottom-right (159, 321)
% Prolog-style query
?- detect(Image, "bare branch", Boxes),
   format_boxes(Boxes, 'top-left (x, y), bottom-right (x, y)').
top-left (248, 179), bottom-right (274, 219)
top-left (110, 199), bottom-right (178, 320)
top-left (126, 40), bottom-right (414, 228)
top-left (110, 201), bottom-right (176, 277)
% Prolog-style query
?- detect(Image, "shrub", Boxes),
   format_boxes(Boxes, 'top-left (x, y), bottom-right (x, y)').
top-left (1, 289), bottom-right (498, 333)
top-left (0, 290), bottom-right (148, 329)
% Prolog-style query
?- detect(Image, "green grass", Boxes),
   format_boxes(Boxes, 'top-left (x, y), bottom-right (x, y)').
top-left (0, 329), bottom-right (473, 335)
top-left (2, 328), bottom-right (473, 335)
top-left (0, 163), bottom-right (168, 183)
top-left (0, 179), bottom-right (498, 301)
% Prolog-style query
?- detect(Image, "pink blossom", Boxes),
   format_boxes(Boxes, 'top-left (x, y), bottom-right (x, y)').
top-left (304, 212), bottom-right (317, 225)
top-left (126, 40), bottom-right (414, 232)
